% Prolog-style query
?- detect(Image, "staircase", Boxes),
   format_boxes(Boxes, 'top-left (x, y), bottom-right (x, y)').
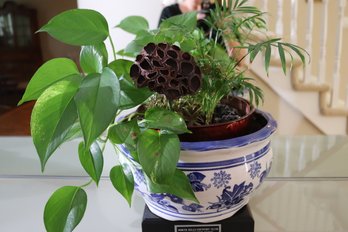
top-left (249, 0), bottom-right (348, 135)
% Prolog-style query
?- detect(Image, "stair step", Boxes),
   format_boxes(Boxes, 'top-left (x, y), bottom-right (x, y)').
top-left (291, 67), bottom-right (330, 91)
top-left (250, 55), bottom-right (347, 135)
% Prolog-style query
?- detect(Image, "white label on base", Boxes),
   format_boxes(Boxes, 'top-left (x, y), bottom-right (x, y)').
top-left (174, 224), bottom-right (221, 232)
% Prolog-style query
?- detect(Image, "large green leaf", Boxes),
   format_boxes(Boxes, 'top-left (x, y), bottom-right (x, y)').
top-left (78, 141), bottom-right (104, 185)
top-left (119, 77), bottom-right (152, 109)
top-left (74, 68), bottom-right (120, 148)
top-left (124, 31), bottom-right (154, 55)
top-left (110, 165), bottom-right (134, 206)
top-left (108, 119), bottom-right (140, 161)
top-left (80, 42), bottom-right (108, 74)
top-left (108, 119), bottom-right (139, 145)
top-left (63, 121), bottom-right (83, 142)
top-left (160, 12), bottom-right (197, 32)
top-left (108, 59), bottom-right (133, 79)
top-left (116, 16), bottom-right (149, 34)
top-left (39, 9), bottom-right (109, 46)
top-left (18, 58), bottom-right (79, 105)
top-left (31, 75), bottom-right (82, 171)
top-left (109, 59), bottom-right (153, 109)
top-left (44, 186), bottom-right (87, 232)
top-left (137, 129), bottom-right (180, 184)
top-left (147, 169), bottom-right (198, 203)
top-left (144, 107), bottom-right (190, 134)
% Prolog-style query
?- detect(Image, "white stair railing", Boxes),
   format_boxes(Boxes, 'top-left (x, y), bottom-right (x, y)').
top-left (253, 0), bottom-right (348, 116)
top-left (317, 0), bottom-right (329, 84)
top-left (304, 0), bottom-right (314, 83)
top-left (290, 0), bottom-right (298, 44)
top-left (275, 0), bottom-right (283, 36)
top-left (261, 0), bottom-right (268, 24)
top-left (331, 0), bottom-right (347, 108)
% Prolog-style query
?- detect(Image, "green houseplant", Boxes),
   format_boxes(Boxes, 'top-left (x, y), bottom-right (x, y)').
top-left (18, 0), bottom-right (307, 231)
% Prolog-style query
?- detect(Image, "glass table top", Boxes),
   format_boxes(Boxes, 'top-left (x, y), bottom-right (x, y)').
top-left (269, 135), bottom-right (348, 178)
top-left (1, 135), bottom-right (347, 178)
top-left (1, 135), bottom-right (347, 231)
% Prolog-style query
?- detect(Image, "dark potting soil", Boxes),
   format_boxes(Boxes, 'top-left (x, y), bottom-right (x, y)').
top-left (212, 103), bottom-right (242, 124)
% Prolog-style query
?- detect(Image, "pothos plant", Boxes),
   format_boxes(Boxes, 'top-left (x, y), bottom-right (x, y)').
top-left (18, 1), bottom-right (307, 231)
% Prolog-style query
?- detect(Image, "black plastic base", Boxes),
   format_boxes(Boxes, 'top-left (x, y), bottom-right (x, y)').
top-left (142, 205), bottom-right (254, 232)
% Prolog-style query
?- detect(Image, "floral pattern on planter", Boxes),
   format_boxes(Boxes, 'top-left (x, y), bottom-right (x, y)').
top-left (149, 193), bottom-right (179, 213)
top-left (207, 181), bottom-right (253, 212)
top-left (211, 170), bottom-right (231, 188)
top-left (133, 168), bottom-right (146, 187)
top-left (121, 110), bottom-right (277, 223)
top-left (248, 161), bottom-right (262, 179)
top-left (147, 193), bottom-right (204, 213)
top-left (187, 172), bottom-right (211, 192)
top-left (259, 161), bottom-right (272, 184)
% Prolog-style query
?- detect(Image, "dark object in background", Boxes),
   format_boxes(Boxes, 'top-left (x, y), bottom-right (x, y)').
top-left (142, 204), bottom-right (255, 232)
top-left (0, 1), bottom-right (42, 113)
top-left (200, 0), bottom-right (212, 15)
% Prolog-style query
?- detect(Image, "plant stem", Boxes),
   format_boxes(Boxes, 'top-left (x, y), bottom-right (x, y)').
top-left (168, 100), bottom-right (173, 111)
top-left (109, 35), bottom-right (117, 60)
top-left (80, 179), bottom-right (93, 188)
top-left (99, 135), bottom-right (109, 153)
top-left (232, 52), bottom-right (249, 69)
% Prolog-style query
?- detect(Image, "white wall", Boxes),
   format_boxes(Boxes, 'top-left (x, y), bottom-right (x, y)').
top-left (77, 0), bottom-right (165, 60)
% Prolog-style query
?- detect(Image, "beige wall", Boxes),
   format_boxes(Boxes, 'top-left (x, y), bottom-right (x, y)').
top-left (8, 0), bottom-right (79, 62)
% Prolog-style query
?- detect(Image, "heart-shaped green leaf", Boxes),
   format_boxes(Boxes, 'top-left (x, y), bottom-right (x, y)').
top-left (78, 141), bottom-right (104, 185)
top-left (18, 58), bottom-right (79, 105)
top-left (144, 107), bottom-right (190, 134)
top-left (108, 119), bottom-right (141, 161)
top-left (80, 42), bottom-right (108, 74)
top-left (108, 59), bottom-right (133, 79)
top-left (44, 186), bottom-right (87, 232)
top-left (74, 68), bottom-right (120, 148)
top-left (110, 165), bottom-right (134, 206)
top-left (160, 12), bottom-right (197, 32)
top-left (63, 121), bottom-right (83, 142)
top-left (119, 77), bottom-right (153, 110)
top-left (137, 129), bottom-right (180, 184)
top-left (108, 119), bottom-right (139, 145)
top-left (116, 16), bottom-right (149, 34)
top-left (124, 31), bottom-right (154, 55)
top-left (147, 169), bottom-right (198, 203)
top-left (39, 9), bottom-right (109, 46)
top-left (31, 75), bottom-right (82, 171)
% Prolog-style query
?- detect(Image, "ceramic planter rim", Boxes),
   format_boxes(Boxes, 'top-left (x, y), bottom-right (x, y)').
top-left (118, 109), bottom-right (277, 154)
top-left (180, 110), bottom-right (277, 151)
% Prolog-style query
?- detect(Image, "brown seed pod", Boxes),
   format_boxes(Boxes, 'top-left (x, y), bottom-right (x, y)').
top-left (130, 42), bottom-right (202, 100)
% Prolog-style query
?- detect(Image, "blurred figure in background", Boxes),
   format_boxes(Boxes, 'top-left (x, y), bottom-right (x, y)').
top-left (158, 0), bottom-right (211, 27)
top-left (158, 0), bottom-right (246, 66)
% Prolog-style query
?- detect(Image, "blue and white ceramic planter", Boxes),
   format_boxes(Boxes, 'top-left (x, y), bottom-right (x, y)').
top-left (119, 110), bottom-right (277, 223)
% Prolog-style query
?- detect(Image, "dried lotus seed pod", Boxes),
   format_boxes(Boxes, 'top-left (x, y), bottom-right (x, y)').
top-left (130, 42), bottom-right (202, 100)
